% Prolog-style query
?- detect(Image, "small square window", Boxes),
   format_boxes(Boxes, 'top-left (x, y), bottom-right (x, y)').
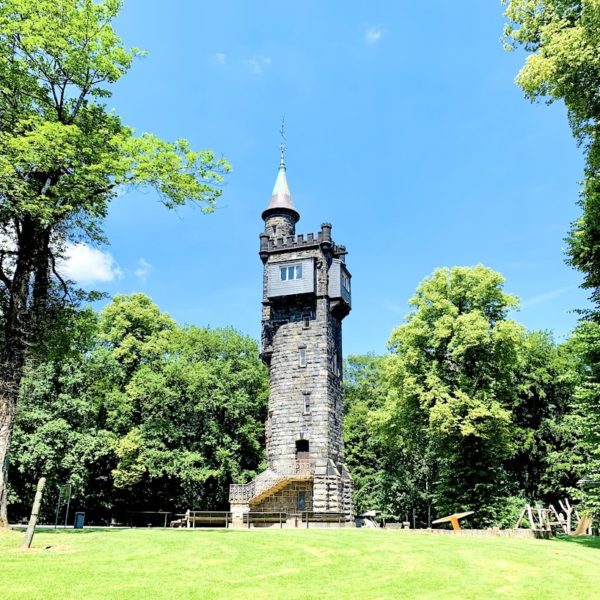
top-left (303, 393), bottom-right (311, 414)
top-left (280, 263), bottom-right (303, 282)
top-left (299, 347), bottom-right (307, 368)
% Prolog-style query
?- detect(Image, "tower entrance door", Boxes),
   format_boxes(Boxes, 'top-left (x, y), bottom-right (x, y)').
top-left (295, 440), bottom-right (310, 474)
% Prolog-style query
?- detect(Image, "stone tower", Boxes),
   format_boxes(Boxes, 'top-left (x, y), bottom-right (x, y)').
top-left (229, 144), bottom-right (353, 523)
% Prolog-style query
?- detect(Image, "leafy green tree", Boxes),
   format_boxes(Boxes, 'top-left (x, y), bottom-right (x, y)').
top-left (9, 308), bottom-right (117, 522)
top-left (0, 0), bottom-right (229, 525)
top-left (503, 0), bottom-right (600, 308)
top-left (568, 321), bottom-right (600, 515)
top-left (343, 355), bottom-right (387, 515)
top-left (508, 331), bottom-right (585, 505)
top-left (379, 265), bottom-right (525, 526)
top-left (9, 295), bottom-right (267, 523)
top-left (102, 295), bottom-right (268, 511)
top-left (503, 0), bottom-right (600, 519)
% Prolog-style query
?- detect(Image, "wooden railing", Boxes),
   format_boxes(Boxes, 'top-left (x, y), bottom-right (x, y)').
top-left (301, 512), bottom-right (347, 528)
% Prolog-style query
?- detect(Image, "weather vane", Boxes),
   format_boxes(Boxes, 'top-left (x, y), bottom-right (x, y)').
top-left (279, 116), bottom-right (286, 169)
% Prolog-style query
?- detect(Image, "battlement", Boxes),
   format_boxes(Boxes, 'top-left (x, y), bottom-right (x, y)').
top-left (260, 223), bottom-right (347, 259)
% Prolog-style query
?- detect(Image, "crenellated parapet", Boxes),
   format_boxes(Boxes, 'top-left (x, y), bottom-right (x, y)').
top-left (260, 223), bottom-right (348, 262)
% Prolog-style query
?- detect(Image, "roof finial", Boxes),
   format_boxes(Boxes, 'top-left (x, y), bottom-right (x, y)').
top-left (279, 116), bottom-right (286, 170)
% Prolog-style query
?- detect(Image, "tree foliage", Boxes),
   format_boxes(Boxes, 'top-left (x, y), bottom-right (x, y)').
top-left (366, 265), bottom-right (585, 527)
top-left (9, 295), bottom-right (267, 523)
top-left (0, 0), bottom-right (230, 525)
top-left (503, 0), bottom-right (600, 307)
top-left (567, 321), bottom-right (600, 514)
top-left (503, 0), bottom-right (600, 516)
top-left (343, 355), bottom-right (387, 516)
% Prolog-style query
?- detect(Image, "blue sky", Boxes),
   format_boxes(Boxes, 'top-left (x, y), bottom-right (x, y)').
top-left (70, 0), bottom-right (590, 356)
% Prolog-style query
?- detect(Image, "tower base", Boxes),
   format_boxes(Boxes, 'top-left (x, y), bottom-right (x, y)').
top-left (229, 462), bottom-right (353, 528)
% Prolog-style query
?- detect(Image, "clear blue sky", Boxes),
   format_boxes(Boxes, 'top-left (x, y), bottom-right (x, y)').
top-left (80, 0), bottom-right (590, 356)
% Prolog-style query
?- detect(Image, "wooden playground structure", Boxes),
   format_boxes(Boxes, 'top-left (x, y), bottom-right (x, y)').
top-left (514, 499), bottom-right (593, 536)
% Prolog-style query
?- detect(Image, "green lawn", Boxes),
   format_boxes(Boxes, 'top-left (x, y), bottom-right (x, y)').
top-left (1, 528), bottom-right (600, 599)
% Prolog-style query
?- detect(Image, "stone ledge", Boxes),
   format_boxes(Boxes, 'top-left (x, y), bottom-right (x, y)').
top-left (383, 526), bottom-right (553, 539)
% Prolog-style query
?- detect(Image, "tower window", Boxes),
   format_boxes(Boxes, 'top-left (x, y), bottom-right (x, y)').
top-left (280, 264), bottom-right (302, 281)
top-left (296, 439), bottom-right (309, 453)
top-left (297, 491), bottom-right (306, 511)
top-left (341, 271), bottom-right (351, 293)
top-left (298, 347), bottom-right (307, 368)
top-left (303, 392), bottom-right (311, 414)
top-left (303, 314), bottom-right (310, 329)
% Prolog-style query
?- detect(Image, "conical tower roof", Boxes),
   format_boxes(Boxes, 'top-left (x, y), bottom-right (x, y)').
top-left (262, 139), bottom-right (300, 222)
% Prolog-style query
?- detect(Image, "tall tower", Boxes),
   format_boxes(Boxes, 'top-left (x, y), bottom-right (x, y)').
top-left (229, 140), bottom-right (353, 523)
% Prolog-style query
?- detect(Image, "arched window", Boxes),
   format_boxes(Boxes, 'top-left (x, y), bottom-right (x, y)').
top-left (296, 440), bottom-right (309, 453)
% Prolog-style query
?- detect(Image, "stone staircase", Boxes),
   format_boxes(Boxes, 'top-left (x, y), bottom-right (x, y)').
top-left (229, 461), bottom-right (313, 505)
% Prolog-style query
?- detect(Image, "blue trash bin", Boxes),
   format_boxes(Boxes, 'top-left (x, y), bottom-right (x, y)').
top-left (74, 512), bottom-right (85, 529)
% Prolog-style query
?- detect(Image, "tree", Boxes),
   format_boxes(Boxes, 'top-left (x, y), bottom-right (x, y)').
top-left (379, 265), bottom-right (526, 526)
top-left (503, 0), bottom-right (600, 517)
top-left (9, 294), bottom-right (268, 522)
top-left (507, 331), bottom-right (585, 505)
top-left (9, 309), bottom-right (117, 522)
top-left (101, 295), bottom-right (268, 512)
top-left (503, 0), bottom-right (600, 310)
top-left (568, 321), bottom-right (600, 515)
top-left (0, 0), bottom-right (229, 525)
top-left (343, 355), bottom-right (387, 515)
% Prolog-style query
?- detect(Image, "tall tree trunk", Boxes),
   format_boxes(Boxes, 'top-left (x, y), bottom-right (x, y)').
top-left (0, 363), bottom-right (20, 527)
top-left (0, 218), bottom-right (38, 527)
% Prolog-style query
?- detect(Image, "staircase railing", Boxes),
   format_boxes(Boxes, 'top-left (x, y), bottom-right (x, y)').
top-left (229, 460), bottom-right (315, 503)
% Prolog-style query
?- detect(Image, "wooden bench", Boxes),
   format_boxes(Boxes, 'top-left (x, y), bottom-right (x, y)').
top-left (243, 512), bottom-right (287, 528)
top-left (301, 512), bottom-right (346, 527)
top-left (183, 511), bottom-right (232, 528)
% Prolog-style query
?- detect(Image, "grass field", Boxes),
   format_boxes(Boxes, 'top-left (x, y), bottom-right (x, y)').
top-left (1, 528), bottom-right (600, 599)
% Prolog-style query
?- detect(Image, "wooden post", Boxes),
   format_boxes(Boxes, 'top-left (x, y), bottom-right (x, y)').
top-left (559, 499), bottom-right (573, 533)
top-left (515, 507), bottom-right (526, 529)
top-left (22, 477), bottom-right (46, 550)
top-left (527, 505), bottom-right (536, 530)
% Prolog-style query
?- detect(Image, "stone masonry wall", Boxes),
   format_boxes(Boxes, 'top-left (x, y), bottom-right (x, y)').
top-left (264, 213), bottom-right (296, 239)
top-left (257, 219), bottom-right (353, 517)
top-left (262, 243), bottom-right (345, 470)
top-left (252, 481), bottom-right (313, 514)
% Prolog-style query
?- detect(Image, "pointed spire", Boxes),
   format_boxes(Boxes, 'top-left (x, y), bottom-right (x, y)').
top-left (279, 116), bottom-right (286, 170)
top-left (262, 117), bottom-right (300, 222)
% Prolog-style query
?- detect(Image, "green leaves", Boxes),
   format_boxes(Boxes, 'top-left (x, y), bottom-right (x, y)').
top-left (122, 135), bottom-right (231, 212)
top-left (504, 1), bottom-right (600, 305)
top-left (503, 0), bottom-right (600, 517)
top-left (8, 295), bottom-right (268, 521)
top-left (0, 0), bottom-right (138, 102)
top-left (381, 266), bottom-right (530, 525)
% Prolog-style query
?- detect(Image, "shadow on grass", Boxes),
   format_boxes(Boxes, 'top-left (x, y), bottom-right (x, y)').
top-left (13, 527), bottom-right (134, 536)
top-left (23, 526), bottom-right (240, 536)
top-left (552, 535), bottom-right (600, 550)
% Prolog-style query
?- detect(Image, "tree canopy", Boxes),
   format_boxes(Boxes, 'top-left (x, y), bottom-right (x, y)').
top-left (0, 0), bottom-right (229, 525)
top-left (503, 0), bottom-right (600, 309)
top-left (349, 266), bottom-right (585, 526)
top-left (9, 294), bottom-right (268, 523)
top-left (503, 0), bottom-right (600, 516)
